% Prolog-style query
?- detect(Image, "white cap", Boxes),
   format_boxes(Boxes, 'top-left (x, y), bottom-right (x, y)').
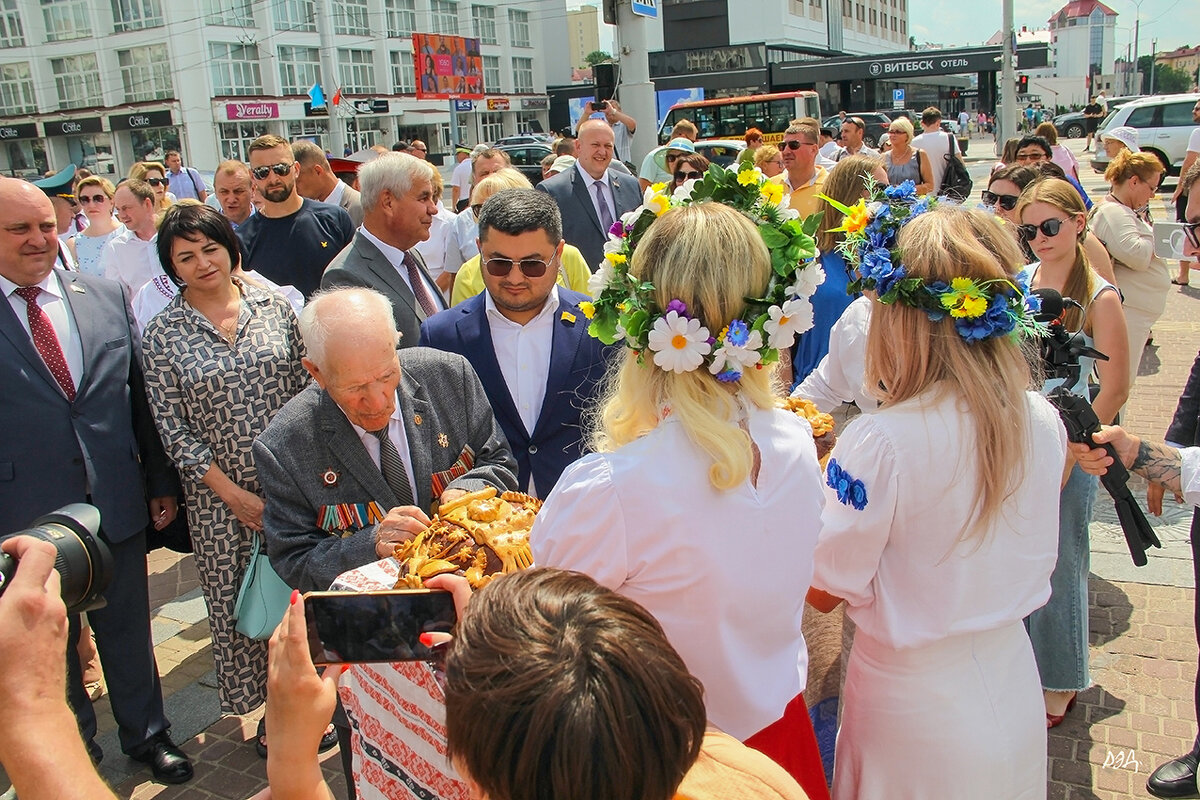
top-left (1100, 126), bottom-right (1139, 153)
top-left (549, 155), bottom-right (576, 174)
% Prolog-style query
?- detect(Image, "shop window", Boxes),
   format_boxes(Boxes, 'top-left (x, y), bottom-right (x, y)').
top-left (129, 125), bottom-right (180, 163)
top-left (286, 119), bottom-right (328, 153)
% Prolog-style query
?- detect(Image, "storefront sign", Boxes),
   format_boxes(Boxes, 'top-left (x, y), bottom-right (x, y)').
top-left (454, 99), bottom-right (474, 112)
top-left (0, 122), bottom-right (38, 140)
top-left (486, 98), bottom-right (510, 111)
top-left (304, 102), bottom-right (329, 117)
top-left (109, 109), bottom-right (174, 130)
top-left (520, 97), bottom-right (548, 110)
top-left (42, 117), bottom-right (103, 137)
top-left (225, 101), bottom-right (279, 121)
top-left (352, 99), bottom-right (390, 115)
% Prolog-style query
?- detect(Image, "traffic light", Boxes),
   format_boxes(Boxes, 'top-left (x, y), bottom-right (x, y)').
top-left (1017, 75), bottom-right (1029, 94)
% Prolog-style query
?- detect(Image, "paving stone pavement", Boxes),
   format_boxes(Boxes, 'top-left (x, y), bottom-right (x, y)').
top-left (3, 136), bottom-right (1199, 799)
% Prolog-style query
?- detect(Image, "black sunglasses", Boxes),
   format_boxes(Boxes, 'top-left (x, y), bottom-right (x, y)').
top-left (78, 194), bottom-right (108, 204)
top-left (982, 190), bottom-right (1019, 211)
top-left (1016, 218), bottom-right (1069, 242)
top-left (250, 162), bottom-right (293, 180)
top-left (1184, 221), bottom-right (1200, 249)
top-left (145, 177), bottom-right (168, 187)
top-left (782, 140), bottom-right (814, 150)
top-left (484, 256), bottom-right (552, 278)
top-left (673, 170), bottom-right (702, 181)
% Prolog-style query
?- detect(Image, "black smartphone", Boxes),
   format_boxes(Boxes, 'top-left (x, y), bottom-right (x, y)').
top-left (304, 589), bottom-right (456, 665)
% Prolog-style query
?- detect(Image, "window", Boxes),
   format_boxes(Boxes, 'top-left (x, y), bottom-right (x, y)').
top-left (287, 118), bottom-right (327, 153)
top-left (0, 61), bottom-right (34, 114)
top-left (842, 0), bottom-right (850, 15)
top-left (856, 3), bottom-right (864, 21)
top-left (209, 42), bottom-right (262, 95)
top-left (479, 112), bottom-right (503, 142)
top-left (205, 0), bottom-right (253, 26)
top-left (51, 54), bottom-right (101, 109)
top-left (385, 0), bottom-right (416, 37)
top-left (390, 50), bottom-right (415, 93)
top-left (431, 0), bottom-right (458, 35)
top-left (273, 0), bottom-right (314, 33)
top-left (219, 121), bottom-right (271, 162)
top-left (118, 44), bottom-right (172, 102)
top-left (338, 48), bottom-right (375, 94)
top-left (509, 9), bottom-right (530, 47)
top-left (869, 8), bottom-right (876, 25)
top-left (1162, 101), bottom-right (1195, 128)
top-left (345, 117), bottom-right (383, 152)
top-left (277, 45), bottom-right (320, 95)
top-left (512, 57), bottom-right (533, 92)
top-left (0, 1), bottom-right (24, 47)
top-left (471, 4), bottom-right (496, 44)
top-left (111, 0), bottom-right (162, 32)
top-left (334, 0), bottom-right (368, 35)
top-left (483, 55), bottom-right (500, 93)
top-left (42, 0), bottom-right (91, 41)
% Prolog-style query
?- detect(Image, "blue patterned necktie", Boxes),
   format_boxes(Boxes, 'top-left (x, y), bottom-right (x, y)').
top-left (369, 427), bottom-right (414, 507)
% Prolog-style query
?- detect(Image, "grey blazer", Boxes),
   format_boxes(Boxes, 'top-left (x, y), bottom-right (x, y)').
top-left (339, 185), bottom-right (364, 227)
top-left (320, 231), bottom-right (446, 347)
top-left (253, 347), bottom-right (518, 592)
top-left (536, 165), bottom-right (642, 272)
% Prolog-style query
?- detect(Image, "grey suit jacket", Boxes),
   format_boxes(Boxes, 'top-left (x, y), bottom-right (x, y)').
top-left (320, 231), bottom-right (446, 347)
top-left (339, 185), bottom-right (364, 227)
top-left (253, 347), bottom-right (518, 592)
top-left (536, 166), bottom-right (641, 272)
top-left (0, 270), bottom-right (177, 540)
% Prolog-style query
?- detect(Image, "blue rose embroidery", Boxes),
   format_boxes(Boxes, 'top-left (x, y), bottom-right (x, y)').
top-left (826, 458), bottom-right (868, 510)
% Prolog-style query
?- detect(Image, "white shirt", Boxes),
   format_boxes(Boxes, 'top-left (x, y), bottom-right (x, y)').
top-left (1183, 447), bottom-right (1200, 506)
top-left (533, 405), bottom-right (824, 739)
top-left (612, 120), bottom-right (632, 162)
top-left (795, 295), bottom-right (876, 413)
top-left (485, 285), bottom-right (558, 458)
top-left (575, 161), bottom-right (616, 229)
top-left (912, 129), bottom-right (959, 195)
top-left (413, 202), bottom-right (457, 293)
top-left (1187, 127), bottom-right (1200, 157)
top-left (323, 179), bottom-right (347, 207)
top-left (99, 227), bottom-right (162, 296)
top-left (1, 269), bottom-right (84, 387)
top-left (348, 392), bottom-right (418, 503)
top-left (444, 209), bottom-right (479, 276)
top-left (812, 390), bottom-right (1066, 650)
top-left (450, 158), bottom-right (473, 201)
top-left (819, 140), bottom-right (840, 160)
top-left (357, 226), bottom-right (446, 311)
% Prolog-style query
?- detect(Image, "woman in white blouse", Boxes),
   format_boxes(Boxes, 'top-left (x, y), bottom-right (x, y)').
top-left (532, 202), bottom-right (829, 800)
top-left (811, 207), bottom-right (1066, 799)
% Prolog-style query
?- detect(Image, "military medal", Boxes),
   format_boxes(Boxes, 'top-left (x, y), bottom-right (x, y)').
top-left (322, 468), bottom-right (339, 486)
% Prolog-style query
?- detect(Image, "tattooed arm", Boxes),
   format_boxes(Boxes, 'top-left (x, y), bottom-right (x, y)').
top-left (1068, 426), bottom-right (1185, 496)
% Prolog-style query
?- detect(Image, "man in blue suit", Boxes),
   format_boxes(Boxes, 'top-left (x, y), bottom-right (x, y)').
top-left (0, 178), bottom-right (192, 782)
top-left (420, 189), bottom-right (614, 497)
top-left (536, 119), bottom-right (642, 272)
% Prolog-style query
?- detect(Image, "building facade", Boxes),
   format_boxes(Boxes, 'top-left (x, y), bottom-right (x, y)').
top-left (566, 7), bottom-right (600, 72)
top-left (1047, 0), bottom-right (1116, 89)
top-left (0, 0), bottom-right (550, 178)
top-left (1157, 45), bottom-right (1200, 86)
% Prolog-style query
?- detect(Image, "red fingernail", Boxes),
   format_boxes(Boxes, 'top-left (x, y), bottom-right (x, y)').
top-left (290, 589), bottom-right (300, 605)
top-left (419, 633), bottom-right (434, 647)
top-left (339, 664), bottom-right (352, 675)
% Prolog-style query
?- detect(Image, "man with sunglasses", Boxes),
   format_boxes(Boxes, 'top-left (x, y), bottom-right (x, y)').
top-left (833, 117), bottom-right (880, 161)
top-left (420, 189), bottom-right (614, 496)
top-left (236, 135), bottom-right (354, 299)
top-left (776, 121), bottom-right (827, 218)
top-left (322, 153), bottom-right (448, 347)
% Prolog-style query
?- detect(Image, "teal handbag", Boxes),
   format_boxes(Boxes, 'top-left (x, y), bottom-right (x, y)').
top-left (232, 532), bottom-right (292, 640)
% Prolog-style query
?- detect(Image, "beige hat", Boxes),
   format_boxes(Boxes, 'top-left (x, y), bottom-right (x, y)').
top-left (549, 155), bottom-right (576, 174)
top-left (1100, 126), bottom-right (1140, 153)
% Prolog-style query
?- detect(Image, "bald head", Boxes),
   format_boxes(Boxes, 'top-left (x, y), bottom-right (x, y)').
top-left (0, 178), bottom-right (59, 286)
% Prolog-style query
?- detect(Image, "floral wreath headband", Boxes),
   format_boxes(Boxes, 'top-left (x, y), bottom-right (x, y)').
top-left (578, 163), bottom-right (824, 382)
top-left (821, 179), bottom-right (1045, 343)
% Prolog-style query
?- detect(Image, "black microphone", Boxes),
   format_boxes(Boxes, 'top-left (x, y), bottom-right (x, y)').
top-left (1032, 287), bottom-right (1064, 323)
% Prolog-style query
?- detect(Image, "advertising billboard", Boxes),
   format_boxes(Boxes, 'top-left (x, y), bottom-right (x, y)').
top-left (413, 34), bottom-right (484, 100)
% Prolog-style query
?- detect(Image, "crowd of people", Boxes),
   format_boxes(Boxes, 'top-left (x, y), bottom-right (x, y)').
top-left (2, 99), bottom-right (1200, 800)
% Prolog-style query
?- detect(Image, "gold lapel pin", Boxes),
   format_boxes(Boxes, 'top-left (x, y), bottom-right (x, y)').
top-left (414, 413), bottom-right (423, 425)
top-left (437, 433), bottom-right (449, 448)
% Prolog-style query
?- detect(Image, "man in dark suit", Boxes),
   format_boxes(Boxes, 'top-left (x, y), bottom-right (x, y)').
top-left (0, 178), bottom-right (192, 783)
top-left (321, 153), bottom-right (447, 346)
top-left (420, 189), bottom-right (614, 497)
top-left (536, 119), bottom-right (641, 272)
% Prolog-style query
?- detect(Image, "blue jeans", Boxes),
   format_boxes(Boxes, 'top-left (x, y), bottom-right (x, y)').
top-left (1025, 464), bottom-right (1097, 692)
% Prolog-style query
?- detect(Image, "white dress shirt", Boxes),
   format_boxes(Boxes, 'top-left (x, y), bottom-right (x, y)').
top-left (347, 392), bottom-right (418, 503)
top-left (413, 202), bottom-right (457, 292)
top-left (99, 228), bottom-right (162, 296)
top-left (323, 179), bottom-right (347, 208)
top-left (575, 161), bottom-right (616, 229)
top-left (443, 207), bottom-right (479, 276)
top-left (357, 226), bottom-right (446, 311)
top-left (1, 270), bottom-right (84, 386)
top-left (1184, 447), bottom-right (1200, 507)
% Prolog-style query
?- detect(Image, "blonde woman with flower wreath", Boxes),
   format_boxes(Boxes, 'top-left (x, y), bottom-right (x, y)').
top-left (810, 205), bottom-right (1066, 799)
top-left (531, 200), bottom-right (830, 800)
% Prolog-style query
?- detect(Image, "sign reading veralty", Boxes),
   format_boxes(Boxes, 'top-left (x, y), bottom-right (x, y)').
top-left (109, 110), bottom-right (173, 131)
top-left (226, 101), bottom-right (279, 121)
top-left (42, 117), bottom-right (103, 137)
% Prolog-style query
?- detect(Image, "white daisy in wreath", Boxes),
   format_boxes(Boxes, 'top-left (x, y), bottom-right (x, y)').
top-left (647, 310), bottom-right (712, 374)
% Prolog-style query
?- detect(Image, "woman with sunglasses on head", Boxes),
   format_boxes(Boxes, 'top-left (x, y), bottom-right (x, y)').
top-left (1088, 150), bottom-right (1168, 387)
top-left (668, 153), bottom-right (710, 194)
top-left (129, 161), bottom-right (176, 211)
top-left (881, 118), bottom-right (932, 195)
top-left (66, 176), bottom-right (123, 278)
top-left (754, 144), bottom-right (785, 179)
top-left (1016, 177), bottom-right (1129, 728)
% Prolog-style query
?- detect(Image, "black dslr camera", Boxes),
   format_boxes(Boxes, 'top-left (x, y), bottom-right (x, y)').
top-left (0, 503), bottom-right (114, 614)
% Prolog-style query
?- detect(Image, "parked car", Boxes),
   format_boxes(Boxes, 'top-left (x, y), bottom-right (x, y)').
top-left (1052, 95), bottom-right (1143, 139)
top-left (821, 112), bottom-right (891, 149)
top-left (878, 109), bottom-right (918, 127)
top-left (495, 143), bottom-right (554, 185)
top-left (493, 134), bottom-right (552, 147)
top-left (693, 139), bottom-right (745, 167)
top-left (1090, 93), bottom-right (1200, 175)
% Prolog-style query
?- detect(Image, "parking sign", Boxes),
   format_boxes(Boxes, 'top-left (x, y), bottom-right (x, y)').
top-left (892, 88), bottom-right (905, 109)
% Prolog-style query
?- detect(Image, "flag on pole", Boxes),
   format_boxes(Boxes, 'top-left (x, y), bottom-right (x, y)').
top-left (308, 83), bottom-right (326, 108)
top-left (332, 88), bottom-right (343, 106)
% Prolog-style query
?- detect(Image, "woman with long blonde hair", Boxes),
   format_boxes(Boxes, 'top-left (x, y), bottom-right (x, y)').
top-left (1017, 177), bottom-right (1129, 727)
top-left (811, 205), bottom-right (1066, 798)
top-left (532, 201), bottom-right (830, 800)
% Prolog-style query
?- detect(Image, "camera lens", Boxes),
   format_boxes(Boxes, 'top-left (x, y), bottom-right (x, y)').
top-left (0, 503), bottom-right (114, 614)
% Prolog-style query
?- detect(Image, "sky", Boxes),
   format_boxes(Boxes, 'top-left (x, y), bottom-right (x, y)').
top-left (909, 0), bottom-right (1194, 55)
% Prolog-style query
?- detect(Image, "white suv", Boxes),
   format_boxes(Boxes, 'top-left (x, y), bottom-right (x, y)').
top-left (1091, 93), bottom-right (1200, 175)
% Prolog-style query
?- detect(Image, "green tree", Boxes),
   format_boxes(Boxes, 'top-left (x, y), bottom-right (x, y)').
top-left (1137, 55), bottom-right (1194, 94)
top-left (583, 50), bottom-right (612, 68)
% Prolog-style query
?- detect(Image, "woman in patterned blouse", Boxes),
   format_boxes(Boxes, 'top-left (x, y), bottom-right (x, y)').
top-left (141, 203), bottom-right (314, 752)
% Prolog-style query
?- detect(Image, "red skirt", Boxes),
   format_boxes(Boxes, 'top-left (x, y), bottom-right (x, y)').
top-left (743, 693), bottom-right (830, 800)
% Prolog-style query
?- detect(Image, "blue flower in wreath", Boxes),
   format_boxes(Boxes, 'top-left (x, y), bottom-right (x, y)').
top-left (826, 458), bottom-right (868, 510)
top-left (954, 293), bottom-right (1017, 343)
top-left (884, 180), bottom-right (917, 201)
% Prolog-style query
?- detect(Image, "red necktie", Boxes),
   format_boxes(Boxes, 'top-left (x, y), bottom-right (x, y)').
top-left (14, 286), bottom-right (76, 401)
top-left (403, 252), bottom-right (440, 318)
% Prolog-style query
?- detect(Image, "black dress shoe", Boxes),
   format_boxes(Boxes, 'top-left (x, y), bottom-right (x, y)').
top-left (130, 732), bottom-right (194, 785)
top-left (1148, 752), bottom-right (1200, 798)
